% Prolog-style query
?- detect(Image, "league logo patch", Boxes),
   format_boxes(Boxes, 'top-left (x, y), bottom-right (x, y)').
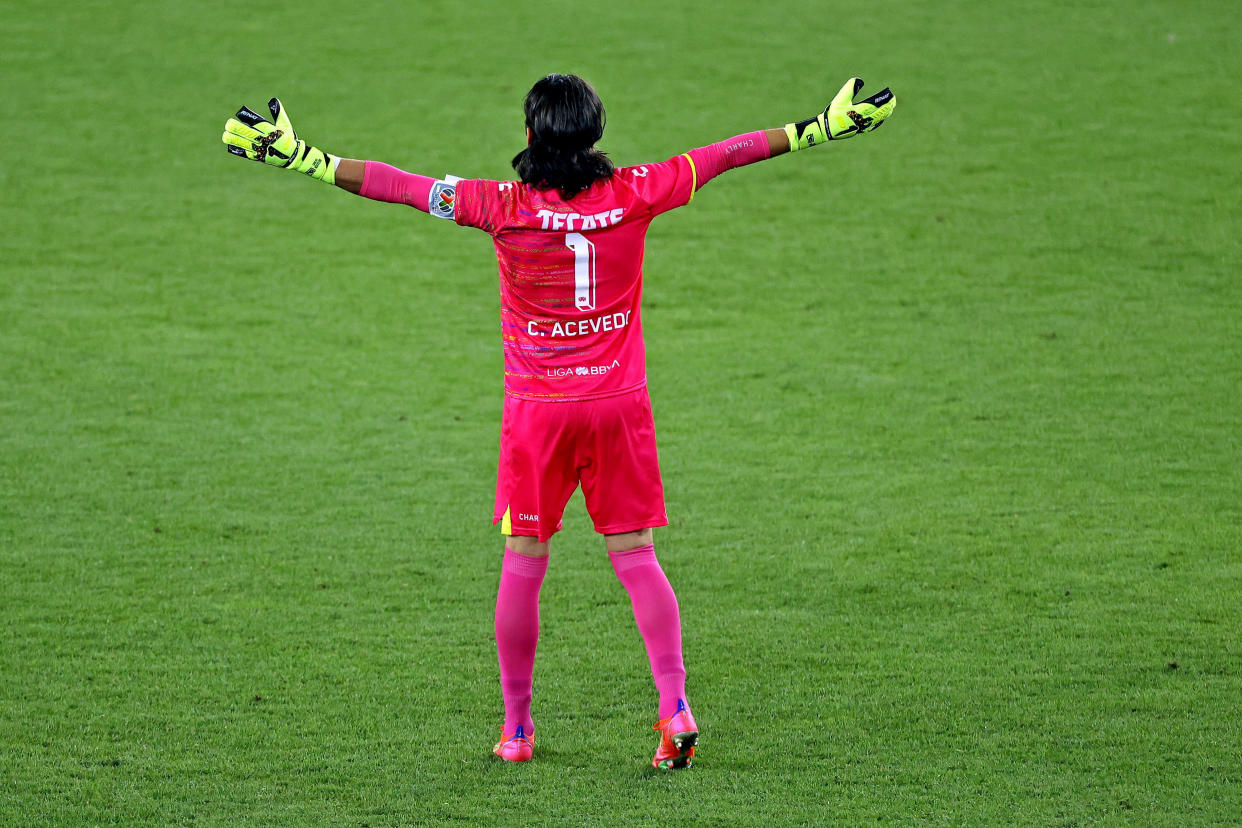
top-left (429, 181), bottom-right (456, 220)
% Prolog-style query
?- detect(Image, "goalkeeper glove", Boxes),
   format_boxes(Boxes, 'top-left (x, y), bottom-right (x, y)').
top-left (222, 98), bottom-right (338, 184)
top-left (784, 78), bottom-right (896, 150)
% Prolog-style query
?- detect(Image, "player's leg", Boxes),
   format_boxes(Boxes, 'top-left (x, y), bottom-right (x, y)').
top-left (491, 397), bottom-right (578, 761)
top-left (605, 532), bottom-right (688, 716)
top-left (492, 532), bottom-right (548, 762)
top-left (580, 389), bottom-right (696, 768)
top-left (605, 530), bottom-right (697, 769)
top-left (495, 533), bottom-right (550, 742)
top-left (604, 528), bottom-right (687, 717)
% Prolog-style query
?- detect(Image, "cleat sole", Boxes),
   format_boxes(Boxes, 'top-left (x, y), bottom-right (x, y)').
top-left (673, 730), bottom-right (698, 752)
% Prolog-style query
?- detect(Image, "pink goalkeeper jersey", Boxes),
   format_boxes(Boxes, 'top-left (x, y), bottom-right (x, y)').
top-left (454, 155), bottom-right (700, 401)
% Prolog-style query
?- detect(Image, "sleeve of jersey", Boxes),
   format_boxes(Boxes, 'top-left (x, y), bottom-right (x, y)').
top-left (627, 156), bottom-right (697, 217)
top-left (682, 131), bottom-right (771, 197)
top-left (453, 178), bottom-right (513, 234)
top-left (635, 130), bottom-right (771, 217)
top-left (359, 161), bottom-right (435, 211)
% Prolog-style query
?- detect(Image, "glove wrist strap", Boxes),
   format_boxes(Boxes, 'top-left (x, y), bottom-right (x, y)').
top-left (289, 141), bottom-right (338, 185)
top-left (783, 113), bottom-right (828, 152)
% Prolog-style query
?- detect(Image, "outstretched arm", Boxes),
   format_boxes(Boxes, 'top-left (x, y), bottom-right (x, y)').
top-left (681, 78), bottom-right (894, 191)
top-left (222, 99), bottom-right (443, 213)
top-left (223, 79), bottom-right (894, 207)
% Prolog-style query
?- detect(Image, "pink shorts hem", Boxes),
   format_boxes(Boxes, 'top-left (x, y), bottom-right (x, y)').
top-left (593, 517), bottom-right (669, 536)
top-left (492, 513), bottom-right (563, 542)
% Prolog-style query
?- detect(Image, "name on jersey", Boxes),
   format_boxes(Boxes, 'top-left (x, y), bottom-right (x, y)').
top-left (536, 208), bottom-right (625, 231)
top-left (527, 310), bottom-right (631, 338)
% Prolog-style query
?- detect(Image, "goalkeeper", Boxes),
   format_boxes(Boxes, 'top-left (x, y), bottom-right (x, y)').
top-left (222, 75), bottom-right (895, 770)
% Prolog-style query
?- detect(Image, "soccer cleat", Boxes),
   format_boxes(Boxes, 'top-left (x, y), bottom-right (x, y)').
top-left (492, 724), bottom-right (534, 762)
top-left (651, 699), bottom-right (697, 770)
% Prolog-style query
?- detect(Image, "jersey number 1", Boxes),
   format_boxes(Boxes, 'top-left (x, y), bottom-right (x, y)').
top-left (565, 232), bottom-right (596, 311)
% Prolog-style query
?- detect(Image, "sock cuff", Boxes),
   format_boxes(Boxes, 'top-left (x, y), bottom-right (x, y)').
top-left (608, 543), bottom-right (657, 573)
top-left (503, 548), bottom-right (550, 578)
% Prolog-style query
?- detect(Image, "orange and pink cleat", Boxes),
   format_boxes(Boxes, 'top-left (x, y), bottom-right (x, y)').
top-left (651, 699), bottom-right (697, 770)
top-left (493, 724), bottom-right (534, 762)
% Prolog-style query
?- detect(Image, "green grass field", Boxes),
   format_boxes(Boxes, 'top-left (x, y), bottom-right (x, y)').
top-left (3, 0), bottom-right (1241, 823)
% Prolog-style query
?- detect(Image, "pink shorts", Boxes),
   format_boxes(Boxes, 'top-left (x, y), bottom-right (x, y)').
top-left (493, 386), bottom-right (668, 542)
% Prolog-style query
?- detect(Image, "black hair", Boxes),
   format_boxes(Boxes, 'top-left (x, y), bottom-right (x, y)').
top-left (511, 73), bottom-right (614, 200)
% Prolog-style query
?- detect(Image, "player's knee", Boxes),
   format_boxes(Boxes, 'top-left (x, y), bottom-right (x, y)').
top-left (505, 534), bottom-right (550, 557)
top-left (604, 528), bottom-right (653, 553)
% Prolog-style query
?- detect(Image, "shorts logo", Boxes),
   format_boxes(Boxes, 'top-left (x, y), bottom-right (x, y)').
top-left (429, 181), bottom-right (456, 220)
top-left (519, 512), bottom-right (538, 522)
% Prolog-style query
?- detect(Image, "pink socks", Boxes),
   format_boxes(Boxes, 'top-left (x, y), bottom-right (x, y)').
top-left (494, 543), bottom-right (688, 733)
top-left (494, 548), bottom-right (548, 735)
top-left (609, 544), bottom-right (688, 719)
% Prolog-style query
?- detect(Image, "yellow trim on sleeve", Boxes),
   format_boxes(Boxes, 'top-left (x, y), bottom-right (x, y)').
top-left (500, 506), bottom-right (513, 536)
top-left (681, 153), bottom-right (698, 204)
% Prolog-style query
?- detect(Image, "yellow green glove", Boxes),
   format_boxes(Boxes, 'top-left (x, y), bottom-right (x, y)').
top-left (784, 78), bottom-right (896, 150)
top-left (222, 98), bottom-right (337, 184)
